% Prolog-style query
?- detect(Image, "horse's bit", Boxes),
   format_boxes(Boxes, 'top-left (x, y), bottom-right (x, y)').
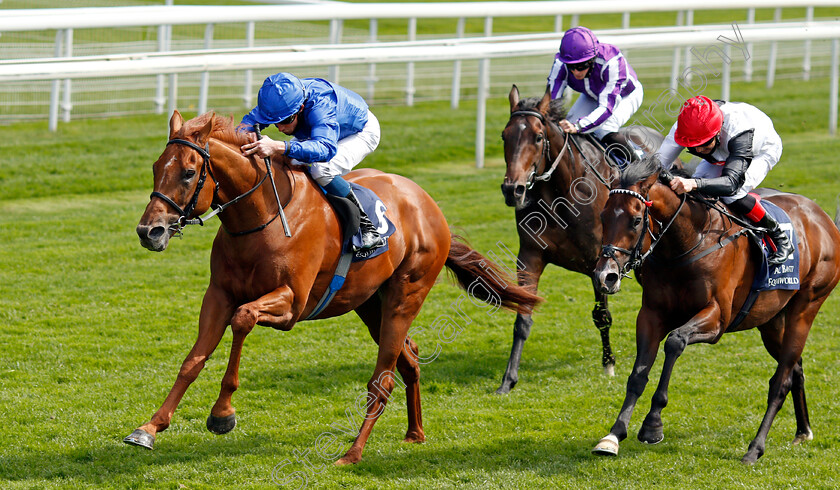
top-left (600, 188), bottom-right (686, 278)
top-left (149, 132), bottom-right (291, 238)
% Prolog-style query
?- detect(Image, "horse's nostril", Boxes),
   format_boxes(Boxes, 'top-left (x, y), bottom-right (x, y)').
top-left (604, 272), bottom-right (619, 288)
top-left (514, 185), bottom-right (526, 198)
top-left (148, 226), bottom-right (166, 240)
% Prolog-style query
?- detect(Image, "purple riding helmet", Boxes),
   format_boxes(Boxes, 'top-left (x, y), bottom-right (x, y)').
top-left (558, 26), bottom-right (599, 64)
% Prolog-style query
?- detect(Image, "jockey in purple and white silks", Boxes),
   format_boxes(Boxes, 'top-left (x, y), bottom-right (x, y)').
top-left (547, 26), bottom-right (644, 163)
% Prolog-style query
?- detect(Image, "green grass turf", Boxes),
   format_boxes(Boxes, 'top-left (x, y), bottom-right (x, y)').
top-left (2, 5), bottom-right (840, 488)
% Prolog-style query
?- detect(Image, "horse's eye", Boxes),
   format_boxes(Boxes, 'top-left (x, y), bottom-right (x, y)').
top-left (633, 216), bottom-right (643, 228)
top-left (184, 169), bottom-right (196, 180)
top-left (535, 134), bottom-right (544, 143)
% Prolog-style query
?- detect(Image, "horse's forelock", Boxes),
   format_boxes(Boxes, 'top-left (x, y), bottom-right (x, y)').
top-left (619, 155), bottom-right (662, 188)
top-left (515, 96), bottom-right (567, 124)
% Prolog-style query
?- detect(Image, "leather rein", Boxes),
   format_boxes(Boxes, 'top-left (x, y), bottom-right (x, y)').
top-left (509, 110), bottom-right (612, 191)
top-left (149, 130), bottom-right (291, 238)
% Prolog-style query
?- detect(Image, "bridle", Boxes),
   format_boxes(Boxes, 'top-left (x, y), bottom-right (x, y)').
top-left (149, 131), bottom-right (291, 238)
top-left (600, 188), bottom-right (686, 278)
top-left (508, 110), bottom-right (612, 192)
top-left (509, 110), bottom-right (569, 190)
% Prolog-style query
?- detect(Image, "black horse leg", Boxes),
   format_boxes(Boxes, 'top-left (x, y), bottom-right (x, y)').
top-left (743, 299), bottom-right (818, 464)
top-left (790, 358), bottom-right (813, 444)
top-left (496, 314), bottom-right (533, 394)
top-left (741, 362), bottom-right (795, 464)
top-left (593, 309), bottom-right (663, 455)
top-left (496, 252), bottom-right (543, 394)
top-left (592, 278), bottom-right (615, 376)
top-left (759, 318), bottom-right (812, 445)
top-left (639, 307), bottom-right (723, 444)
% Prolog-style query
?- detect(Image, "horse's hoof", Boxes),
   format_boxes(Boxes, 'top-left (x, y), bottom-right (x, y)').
top-left (495, 380), bottom-right (516, 394)
top-left (403, 431), bottom-right (426, 444)
top-left (592, 435), bottom-right (619, 456)
top-left (638, 420), bottom-right (664, 444)
top-left (741, 452), bottom-right (759, 465)
top-left (792, 430), bottom-right (813, 445)
top-left (206, 413), bottom-right (237, 435)
top-left (334, 454), bottom-right (361, 466)
top-left (123, 429), bottom-right (155, 450)
top-left (603, 363), bottom-right (616, 377)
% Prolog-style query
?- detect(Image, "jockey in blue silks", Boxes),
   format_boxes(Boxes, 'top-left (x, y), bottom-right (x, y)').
top-left (239, 72), bottom-right (384, 250)
top-left (547, 26), bottom-right (644, 163)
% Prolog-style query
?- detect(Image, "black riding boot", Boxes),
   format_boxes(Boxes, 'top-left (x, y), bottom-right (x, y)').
top-left (757, 213), bottom-right (793, 265)
top-left (345, 189), bottom-right (385, 251)
top-left (601, 132), bottom-right (640, 164)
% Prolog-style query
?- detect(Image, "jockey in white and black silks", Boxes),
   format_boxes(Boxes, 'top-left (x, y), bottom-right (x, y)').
top-left (657, 95), bottom-right (793, 265)
top-left (238, 72), bottom-right (384, 250)
top-left (547, 26), bottom-right (644, 163)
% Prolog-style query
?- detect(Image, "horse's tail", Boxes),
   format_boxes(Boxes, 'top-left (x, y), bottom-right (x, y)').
top-left (444, 234), bottom-right (542, 314)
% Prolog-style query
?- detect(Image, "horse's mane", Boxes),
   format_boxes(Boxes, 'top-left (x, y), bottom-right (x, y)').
top-left (619, 154), bottom-right (663, 188)
top-left (619, 154), bottom-right (694, 188)
top-left (180, 112), bottom-right (252, 147)
top-left (516, 96), bottom-right (567, 123)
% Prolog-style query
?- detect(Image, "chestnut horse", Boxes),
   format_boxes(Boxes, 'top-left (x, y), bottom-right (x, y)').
top-left (126, 111), bottom-right (541, 464)
top-left (497, 85), bottom-right (676, 393)
top-left (592, 157), bottom-right (840, 463)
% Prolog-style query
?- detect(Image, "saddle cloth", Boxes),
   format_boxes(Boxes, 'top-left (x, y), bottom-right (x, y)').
top-left (749, 200), bottom-right (800, 292)
top-left (342, 183), bottom-right (395, 262)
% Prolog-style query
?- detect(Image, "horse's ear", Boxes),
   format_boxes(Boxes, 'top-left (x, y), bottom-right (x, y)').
top-left (169, 110), bottom-right (183, 138)
top-left (195, 112), bottom-right (215, 145)
top-left (537, 85), bottom-right (551, 114)
top-left (509, 84), bottom-right (520, 111)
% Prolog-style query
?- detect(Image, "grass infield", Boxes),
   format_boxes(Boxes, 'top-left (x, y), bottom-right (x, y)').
top-left (1, 26), bottom-right (840, 490)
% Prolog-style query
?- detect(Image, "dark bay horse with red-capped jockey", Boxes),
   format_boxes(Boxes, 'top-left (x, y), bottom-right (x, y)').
top-left (126, 110), bottom-right (541, 465)
top-left (497, 85), bottom-right (680, 393)
top-left (592, 157), bottom-right (840, 463)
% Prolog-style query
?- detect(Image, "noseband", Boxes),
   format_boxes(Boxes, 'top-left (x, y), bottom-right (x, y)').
top-left (509, 110), bottom-right (569, 190)
top-left (600, 188), bottom-right (686, 277)
top-left (149, 134), bottom-right (290, 238)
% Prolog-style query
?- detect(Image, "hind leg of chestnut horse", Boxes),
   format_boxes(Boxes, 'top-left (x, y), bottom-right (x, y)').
top-left (497, 253), bottom-right (545, 394)
top-left (636, 303), bottom-right (725, 445)
top-left (593, 307), bottom-right (666, 455)
top-left (124, 286), bottom-right (234, 449)
top-left (206, 285), bottom-right (296, 435)
top-left (591, 277), bottom-right (616, 377)
top-left (336, 274), bottom-right (438, 465)
top-left (355, 293), bottom-right (425, 444)
top-left (742, 295), bottom-right (825, 464)
top-left (757, 314), bottom-right (812, 446)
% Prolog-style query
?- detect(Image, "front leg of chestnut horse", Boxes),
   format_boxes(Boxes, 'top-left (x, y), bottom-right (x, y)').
top-left (497, 252), bottom-right (545, 394)
top-left (592, 308), bottom-right (663, 456)
top-left (207, 285), bottom-right (295, 435)
top-left (592, 277), bottom-right (616, 376)
top-left (637, 304), bottom-right (722, 445)
top-left (124, 286), bottom-right (234, 449)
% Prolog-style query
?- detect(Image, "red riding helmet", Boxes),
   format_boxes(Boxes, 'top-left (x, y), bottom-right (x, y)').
top-left (674, 95), bottom-right (724, 147)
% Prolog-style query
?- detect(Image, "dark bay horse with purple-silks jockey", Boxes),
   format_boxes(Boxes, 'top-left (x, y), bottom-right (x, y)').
top-left (592, 157), bottom-right (840, 463)
top-left (126, 110), bottom-right (541, 465)
top-left (497, 85), bottom-right (681, 393)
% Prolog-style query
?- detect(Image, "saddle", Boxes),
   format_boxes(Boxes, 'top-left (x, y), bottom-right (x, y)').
top-left (305, 183), bottom-right (395, 320)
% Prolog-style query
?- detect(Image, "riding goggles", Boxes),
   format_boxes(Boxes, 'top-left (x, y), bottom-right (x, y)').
top-left (567, 59), bottom-right (594, 72)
